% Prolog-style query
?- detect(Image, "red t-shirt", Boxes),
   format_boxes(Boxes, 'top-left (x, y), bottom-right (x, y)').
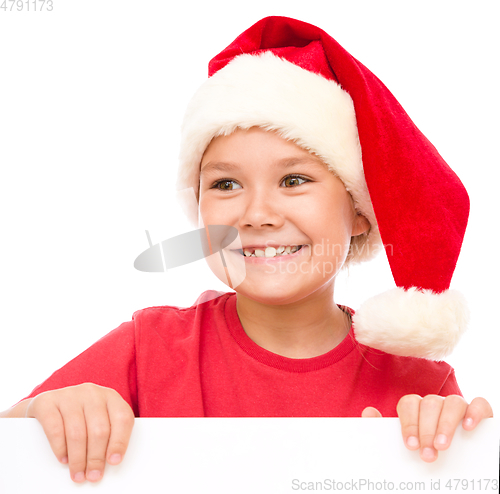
top-left (23, 290), bottom-right (461, 417)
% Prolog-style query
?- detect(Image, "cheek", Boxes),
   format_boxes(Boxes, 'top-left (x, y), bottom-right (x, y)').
top-left (301, 197), bottom-right (353, 239)
top-left (199, 195), bottom-right (234, 225)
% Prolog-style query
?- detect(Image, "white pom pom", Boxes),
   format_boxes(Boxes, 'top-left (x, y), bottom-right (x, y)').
top-left (352, 287), bottom-right (469, 360)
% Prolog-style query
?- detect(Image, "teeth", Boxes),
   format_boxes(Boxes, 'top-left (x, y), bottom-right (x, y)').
top-left (265, 247), bottom-right (277, 257)
top-left (241, 245), bottom-right (302, 257)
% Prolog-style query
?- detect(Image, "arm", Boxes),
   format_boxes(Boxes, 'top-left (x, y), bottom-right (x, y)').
top-left (16, 320), bottom-right (139, 414)
top-left (1, 320), bottom-right (139, 482)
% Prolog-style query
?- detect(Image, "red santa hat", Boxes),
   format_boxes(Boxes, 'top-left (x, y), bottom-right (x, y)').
top-left (176, 16), bottom-right (470, 360)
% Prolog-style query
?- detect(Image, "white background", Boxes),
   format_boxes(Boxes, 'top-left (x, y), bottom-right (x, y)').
top-left (0, 1), bottom-right (498, 414)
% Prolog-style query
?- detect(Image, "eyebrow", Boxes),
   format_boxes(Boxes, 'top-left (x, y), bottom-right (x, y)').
top-left (200, 157), bottom-right (326, 176)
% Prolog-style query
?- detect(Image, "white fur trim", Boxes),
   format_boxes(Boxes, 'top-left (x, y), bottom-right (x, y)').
top-left (176, 52), bottom-right (381, 263)
top-left (352, 287), bottom-right (469, 360)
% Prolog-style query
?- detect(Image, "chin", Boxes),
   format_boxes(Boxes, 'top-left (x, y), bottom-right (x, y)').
top-left (235, 278), bottom-right (316, 306)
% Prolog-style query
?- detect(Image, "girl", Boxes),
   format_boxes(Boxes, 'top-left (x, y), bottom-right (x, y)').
top-left (0, 16), bottom-right (493, 484)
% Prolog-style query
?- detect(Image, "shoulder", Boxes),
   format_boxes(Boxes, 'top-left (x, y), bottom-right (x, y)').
top-left (131, 290), bottom-right (233, 338)
top-left (356, 344), bottom-right (459, 396)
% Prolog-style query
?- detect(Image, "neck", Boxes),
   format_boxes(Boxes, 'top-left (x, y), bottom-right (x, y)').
top-left (235, 284), bottom-right (351, 359)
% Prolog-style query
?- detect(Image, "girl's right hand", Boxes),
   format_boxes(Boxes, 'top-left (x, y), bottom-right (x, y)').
top-left (25, 383), bottom-right (135, 483)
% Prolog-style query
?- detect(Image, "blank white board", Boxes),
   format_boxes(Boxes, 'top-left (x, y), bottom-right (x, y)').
top-left (0, 418), bottom-right (498, 493)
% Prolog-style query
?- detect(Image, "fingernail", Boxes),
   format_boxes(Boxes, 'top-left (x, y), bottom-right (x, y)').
top-left (436, 434), bottom-right (447, 446)
top-left (422, 447), bottom-right (436, 460)
top-left (108, 453), bottom-right (122, 464)
top-left (74, 471), bottom-right (85, 483)
top-left (86, 470), bottom-right (102, 482)
top-left (60, 456), bottom-right (68, 464)
top-left (464, 418), bottom-right (474, 427)
top-left (407, 436), bottom-right (419, 448)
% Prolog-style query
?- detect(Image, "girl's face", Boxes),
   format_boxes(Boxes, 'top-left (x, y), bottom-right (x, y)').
top-left (198, 127), bottom-right (369, 305)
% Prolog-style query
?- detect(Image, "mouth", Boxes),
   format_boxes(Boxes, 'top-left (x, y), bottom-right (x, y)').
top-left (235, 245), bottom-right (304, 258)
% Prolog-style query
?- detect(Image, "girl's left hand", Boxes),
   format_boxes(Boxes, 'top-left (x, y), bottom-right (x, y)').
top-left (362, 395), bottom-right (493, 462)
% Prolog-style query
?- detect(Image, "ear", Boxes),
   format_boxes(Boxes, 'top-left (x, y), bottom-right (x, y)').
top-left (352, 213), bottom-right (370, 236)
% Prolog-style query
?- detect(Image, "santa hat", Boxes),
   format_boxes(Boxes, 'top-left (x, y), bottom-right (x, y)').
top-left (176, 16), bottom-right (470, 360)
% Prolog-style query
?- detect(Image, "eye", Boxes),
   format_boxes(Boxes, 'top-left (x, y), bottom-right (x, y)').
top-left (211, 179), bottom-right (242, 191)
top-left (281, 174), bottom-right (309, 187)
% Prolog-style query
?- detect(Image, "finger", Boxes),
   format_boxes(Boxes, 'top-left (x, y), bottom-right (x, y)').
top-left (463, 397), bottom-right (494, 430)
top-left (433, 395), bottom-right (467, 451)
top-left (418, 395), bottom-right (445, 462)
top-left (61, 407), bottom-right (89, 483)
top-left (396, 394), bottom-right (421, 451)
top-left (27, 396), bottom-right (68, 464)
top-left (361, 407), bottom-right (382, 418)
top-left (105, 392), bottom-right (135, 466)
top-left (83, 404), bottom-right (111, 483)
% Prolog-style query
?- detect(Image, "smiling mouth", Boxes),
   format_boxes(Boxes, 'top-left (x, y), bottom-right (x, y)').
top-left (236, 245), bottom-right (304, 258)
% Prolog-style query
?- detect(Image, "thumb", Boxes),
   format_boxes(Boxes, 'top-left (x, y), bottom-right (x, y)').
top-left (361, 406), bottom-right (383, 418)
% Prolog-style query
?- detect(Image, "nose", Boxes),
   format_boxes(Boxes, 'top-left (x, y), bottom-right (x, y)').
top-left (238, 188), bottom-right (285, 229)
